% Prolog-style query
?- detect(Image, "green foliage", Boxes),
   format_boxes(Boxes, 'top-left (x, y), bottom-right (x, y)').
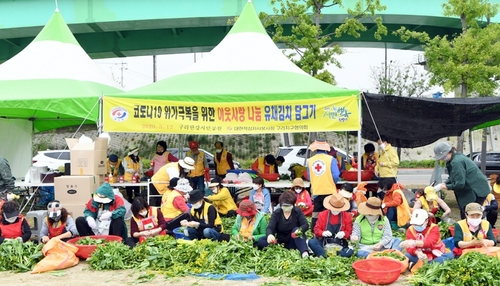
top-left (0, 240), bottom-right (43, 272)
top-left (399, 160), bottom-right (436, 168)
top-left (370, 61), bottom-right (429, 97)
top-left (260, 0), bottom-right (386, 84)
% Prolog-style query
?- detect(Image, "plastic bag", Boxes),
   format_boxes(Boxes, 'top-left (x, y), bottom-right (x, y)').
top-left (96, 219), bottom-right (111, 235)
top-left (32, 238), bottom-right (79, 273)
top-left (237, 172), bottom-right (252, 183)
top-left (113, 188), bottom-right (132, 220)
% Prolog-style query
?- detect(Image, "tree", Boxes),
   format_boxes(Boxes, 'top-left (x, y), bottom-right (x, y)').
top-left (370, 61), bottom-right (430, 97)
top-left (396, 0), bottom-right (500, 152)
top-left (260, 0), bottom-right (387, 85)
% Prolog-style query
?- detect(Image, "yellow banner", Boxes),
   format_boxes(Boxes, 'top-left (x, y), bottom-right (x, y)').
top-left (103, 96), bottom-right (360, 134)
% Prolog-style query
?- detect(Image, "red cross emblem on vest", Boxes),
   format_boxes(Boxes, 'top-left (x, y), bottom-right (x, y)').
top-left (311, 159), bottom-right (325, 176)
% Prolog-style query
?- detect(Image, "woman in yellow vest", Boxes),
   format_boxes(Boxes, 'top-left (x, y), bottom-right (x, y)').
top-left (125, 197), bottom-right (166, 248)
top-left (181, 189), bottom-right (229, 241)
top-left (122, 146), bottom-right (143, 203)
top-left (161, 178), bottom-right (192, 231)
top-left (412, 186), bottom-right (451, 224)
top-left (106, 154), bottom-right (124, 183)
top-left (453, 202), bottom-right (496, 257)
top-left (187, 141), bottom-right (210, 193)
top-left (380, 178), bottom-right (411, 230)
top-left (213, 141), bottom-right (234, 179)
top-left (205, 178), bottom-right (237, 217)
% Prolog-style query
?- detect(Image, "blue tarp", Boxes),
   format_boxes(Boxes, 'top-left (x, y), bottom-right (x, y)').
top-left (194, 272), bottom-right (260, 280)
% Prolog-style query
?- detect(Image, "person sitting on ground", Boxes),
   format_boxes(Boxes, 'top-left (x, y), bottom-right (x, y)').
top-left (126, 197), bottom-right (167, 248)
top-left (351, 197), bottom-right (401, 258)
top-left (40, 200), bottom-right (77, 243)
top-left (308, 193), bottom-right (354, 258)
top-left (205, 178), bottom-right (237, 217)
top-left (106, 154), bottom-right (124, 183)
top-left (231, 200), bottom-right (268, 245)
top-left (0, 201), bottom-right (31, 244)
top-left (76, 183), bottom-right (127, 240)
top-left (249, 177), bottom-right (271, 214)
top-left (482, 192), bottom-right (498, 228)
top-left (412, 186), bottom-right (451, 224)
top-left (339, 183), bottom-right (358, 217)
top-left (380, 178), bottom-right (411, 230)
top-left (453, 202), bottom-right (496, 257)
top-left (400, 209), bottom-right (454, 272)
top-left (150, 157), bottom-right (195, 206)
top-left (251, 154), bottom-right (277, 175)
top-left (291, 178), bottom-right (313, 216)
top-left (161, 178), bottom-right (192, 231)
top-left (258, 191), bottom-right (309, 258)
top-left (181, 189), bottom-right (228, 242)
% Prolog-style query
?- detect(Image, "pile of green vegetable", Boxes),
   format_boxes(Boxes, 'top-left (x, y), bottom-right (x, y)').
top-left (76, 237), bottom-right (107, 245)
top-left (411, 252), bottom-right (500, 286)
top-left (438, 221), bottom-right (453, 239)
top-left (372, 251), bottom-right (406, 261)
top-left (88, 236), bottom-right (359, 283)
top-left (0, 240), bottom-right (43, 272)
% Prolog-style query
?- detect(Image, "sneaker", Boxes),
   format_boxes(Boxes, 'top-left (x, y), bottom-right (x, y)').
top-left (302, 252), bottom-right (309, 258)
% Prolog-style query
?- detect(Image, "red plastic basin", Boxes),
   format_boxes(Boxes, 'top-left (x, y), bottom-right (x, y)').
top-left (352, 258), bottom-right (403, 285)
top-left (67, 235), bottom-right (123, 259)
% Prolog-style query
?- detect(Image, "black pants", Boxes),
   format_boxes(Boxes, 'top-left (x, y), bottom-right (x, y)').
top-left (312, 195), bottom-right (329, 232)
top-left (75, 216), bottom-right (125, 238)
top-left (125, 237), bottom-right (139, 248)
top-left (220, 210), bottom-right (237, 218)
top-left (126, 186), bottom-right (142, 203)
top-left (486, 209), bottom-right (498, 228)
top-left (165, 213), bottom-right (191, 231)
top-left (148, 183), bottom-right (162, 207)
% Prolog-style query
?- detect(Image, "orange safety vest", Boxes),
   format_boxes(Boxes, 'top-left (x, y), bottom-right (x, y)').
top-left (161, 191), bottom-right (184, 219)
top-left (47, 216), bottom-right (69, 238)
top-left (308, 153), bottom-right (336, 196)
top-left (0, 215), bottom-right (24, 238)
top-left (187, 151), bottom-right (205, 177)
top-left (214, 150), bottom-right (231, 175)
top-left (257, 157), bottom-right (275, 174)
top-left (390, 186), bottom-right (411, 227)
top-left (152, 162), bottom-right (178, 195)
top-left (123, 156), bottom-right (141, 182)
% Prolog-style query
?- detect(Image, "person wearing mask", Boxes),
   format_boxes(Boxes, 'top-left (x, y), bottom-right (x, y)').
top-left (231, 200), bottom-right (268, 245)
top-left (412, 186), bottom-right (451, 224)
top-left (213, 141), bottom-right (234, 179)
top-left (181, 189), bottom-right (228, 241)
top-left (400, 209), bottom-right (454, 272)
top-left (307, 139), bottom-right (340, 231)
top-left (258, 191), bottom-right (309, 258)
top-left (275, 156), bottom-right (285, 173)
top-left (251, 154), bottom-right (277, 175)
top-left (361, 143), bottom-right (378, 172)
top-left (149, 141), bottom-right (178, 176)
top-left (380, 178), bottom-right (411, 230)
top-left (122, 146), bottom-right (143, 203)
top-left (76, 183), bottom-right (127, 240)
top-left (205, 178), bottom-right (237, 217)
top-left (453, 202), bottom-right (496, 257)
top-left (351, 197), bottom-right (401, 258)
top-left (40, 200), bottom-right (77, 243)
top-left (351, 152), bottom-right (359, 169)
top-left (161, 178), bottom-right (192, 231)
top-left (374, 136), bottom-right (399, 181)
top-left (249, 177), bottom-right (271, 214)
top-left (126, 197), bottom-right (167, 248)
top-left (0, 156), bottom-right (15, 202)
top-left (433, 142), bottom-right (490, 219)
top-left (187, 141), bottom-right (210, 193)
top-left (0, 201), bottom-right (31, 244)
top-left (291, 178), bottom-right (313, 216)
top-left (308, 193), bottom-right (354, 258)
top-left (150, 157), bottom-right (195, 206)
top-left (106, 154), bottom-right (124, 183)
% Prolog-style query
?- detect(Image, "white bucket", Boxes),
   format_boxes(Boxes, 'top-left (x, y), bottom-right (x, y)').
top-left (30, 166), bottom-right (47, 184)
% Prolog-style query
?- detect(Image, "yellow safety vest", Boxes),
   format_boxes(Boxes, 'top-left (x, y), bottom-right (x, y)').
top-left (214, 150), bottom-right (231, 175)
top-left (457, 219), bottom-right (490, 242)
top-left (483, 193), bottom-right (495, 207)
top-left (419, 196), bottom-right (439, 212)
top-left (152, 162), bottom-right (178, 195)
top-left (106, 158), bottom-right (122, 179)
top-left (123, 156), bottom-right (141, 182)
top-left (187, 151), bottom-right (205, 177)
top-left (308, 153), bottom-right (336, 196)
top-left (190, 202), bottom-right (223, 232)
top-left (161, 191), bottom-right (184, 219)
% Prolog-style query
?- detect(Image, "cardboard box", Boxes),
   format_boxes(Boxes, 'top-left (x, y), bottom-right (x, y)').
top-left (66, 137), bottom-right (108, 176)
top-left (54, 175), bottom-right (99, 204)
top-left (65, 203), bottom-right (87, 218)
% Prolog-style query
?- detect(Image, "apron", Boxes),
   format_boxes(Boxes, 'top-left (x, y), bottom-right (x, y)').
top-left (323, 212), bottom-right (348, 249)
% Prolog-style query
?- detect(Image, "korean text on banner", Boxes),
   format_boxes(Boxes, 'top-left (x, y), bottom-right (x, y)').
top-left (103, 96), bottom-right (360, 134)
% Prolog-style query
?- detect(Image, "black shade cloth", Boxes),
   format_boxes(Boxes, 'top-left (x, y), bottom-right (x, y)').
top-left (357, 93), bottom-right (500, 148)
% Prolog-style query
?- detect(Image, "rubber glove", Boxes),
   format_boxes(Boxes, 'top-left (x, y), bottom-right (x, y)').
top-left (267, 234), bottom-right (276, 244)
top-left (335, 231), bottom-right (345, 239)
top-left (86, 217), bottom-right (97, 229)
top-left (416, 251), bottom-right (427, 260)
top-left (322, 230), bottom-right (333, 237)
top-left (381, 203), bottom-right (386, 209)
top-left (351, 235), bottom-right (359, 242)
top-left (297, 202), bottom-right (306, 207)
top-left (400, 239), bottom-right (416, 249)
top-left (100, 211), bottom-right (112, 220)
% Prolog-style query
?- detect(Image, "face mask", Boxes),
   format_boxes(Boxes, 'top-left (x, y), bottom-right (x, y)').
top-left (252, 184), bottom-right (260, 191)
top-left (379, 143), bottom-right (386, 150)
top-left (443, 155), bottom-right (451, 162)
top-left (139, 210), bottom-right (148, 217)
top-left (468, 217), bottom-right (482, 227)
top-left (331, 210), bottom-right (340, 215)
top-left (366, 215), bottom-right (379, 223)
top-left (4, 216), bottom-right (17, 223)
top-left (281, 205), bottom-right (293, 212)
top-left (414, 225), bottom-right (426, 232)
top-left (133, 151), bottom-right (138, 156)
top-left (294, 188), bottom-right (302, 194)
top-left (193, 202), bottom-right (203, 209)
top-left (215, 149), bottom-right (222, 153)
top-left (211, 188), bottom-right (218, 194)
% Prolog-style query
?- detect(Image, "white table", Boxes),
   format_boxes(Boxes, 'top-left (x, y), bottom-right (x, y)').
top-left (225, 180), bottom-right (311, 189)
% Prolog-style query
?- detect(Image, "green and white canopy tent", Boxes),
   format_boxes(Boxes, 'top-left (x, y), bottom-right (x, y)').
top-left (103, 0), bottom-right (360, 136)
top-left (0, 9), bottom-right (122, 177)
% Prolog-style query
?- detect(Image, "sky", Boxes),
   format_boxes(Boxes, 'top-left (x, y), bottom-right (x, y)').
top-left (93, 47), bottom-right (441, 95)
